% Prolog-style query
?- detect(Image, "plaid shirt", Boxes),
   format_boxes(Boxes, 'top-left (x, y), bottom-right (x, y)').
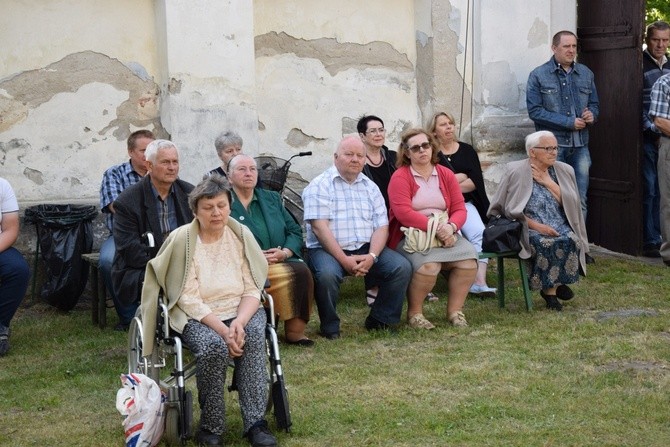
top-left (649, 73), bottom-right (670, 121)
top-left (99, 161), bottom-right (143, 232)
top-left (302, 165), bottom-right (388, 250)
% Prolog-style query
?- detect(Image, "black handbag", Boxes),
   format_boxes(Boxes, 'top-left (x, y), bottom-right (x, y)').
top-left (482, 215), bottom-right (522, 253)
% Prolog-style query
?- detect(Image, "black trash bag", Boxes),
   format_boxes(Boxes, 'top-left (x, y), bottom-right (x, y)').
top-left (25, 204), bottom-right (98, 311)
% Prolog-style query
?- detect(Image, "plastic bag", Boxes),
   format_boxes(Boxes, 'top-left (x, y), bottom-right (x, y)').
top-left (116, 373), bottom-right (166, 447)
top-left (24, 204), bottom-right (98, 310)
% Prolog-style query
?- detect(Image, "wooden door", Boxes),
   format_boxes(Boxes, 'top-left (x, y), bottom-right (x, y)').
top-left (577, 1), bottom-right (646, 255)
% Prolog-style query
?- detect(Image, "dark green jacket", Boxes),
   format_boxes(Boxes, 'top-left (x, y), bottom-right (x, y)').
top-left (230, 188), bottom-right (304, 260)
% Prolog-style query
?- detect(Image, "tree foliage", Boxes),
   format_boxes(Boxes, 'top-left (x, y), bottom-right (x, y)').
top-left (647, 0), bottom-right (670, 24)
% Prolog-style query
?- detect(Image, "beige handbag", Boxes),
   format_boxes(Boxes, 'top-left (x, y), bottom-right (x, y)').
top-left (401, 211), bottom-right (449, 254)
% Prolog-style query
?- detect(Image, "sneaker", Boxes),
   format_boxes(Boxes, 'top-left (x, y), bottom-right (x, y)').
top-left (425, 292), bottom-right (439, 302)
top-left (366, 290), bottom-right (377, 307)
top-left (469, 284), bottom-right (497, 298)
top-left (246, 421), bottom-right (277, 447)
top-left (448, 311), bottom-right (468, 327)
top-left (0, 325), bottom-right (9, 357)
top-left (407, 313), bottom-right (435, 329)
top-left (642, 244), bottom-right (661, 258)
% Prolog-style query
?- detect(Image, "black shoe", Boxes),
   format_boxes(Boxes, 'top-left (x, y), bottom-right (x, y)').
top-left (114, 322), bottom-right (130, 332)
top-left (364, 315), bottom-right (397, 333)
top-left (642, 244), bottom-right (662, 258)
top-left (0, 325), bottom-right (9, 357)
top-left (555, 285), bottom-right (574, 301)
top-left (285, 337), bottom-right (315, 347)
top-left (196, 429), bottom-right (222, 447)
top-left (246, 422), bottom-right (277, 447)
top-left (664, 259), bottom-right (670, 267)
top-left (585, 254), bottom-right (595, 264)
top-left (319, 331), bottom-right (340, 340)
top-left (540, 292), bottom-right (563, 311)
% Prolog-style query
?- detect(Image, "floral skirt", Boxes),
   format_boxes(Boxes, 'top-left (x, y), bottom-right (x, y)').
top-left (527, 231), bottom-right (581, 290)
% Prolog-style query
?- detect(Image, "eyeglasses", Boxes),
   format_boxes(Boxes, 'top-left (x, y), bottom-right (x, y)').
top-left (408, 142), bottom-right (432, 153)
top-left (533, 146), bottom-right (559, 153)
top-left (365, 128), bottom-right (385, 135)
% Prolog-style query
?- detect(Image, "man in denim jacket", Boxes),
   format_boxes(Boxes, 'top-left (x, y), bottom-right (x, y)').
top-left (526, 30), bottom-right (599, 224)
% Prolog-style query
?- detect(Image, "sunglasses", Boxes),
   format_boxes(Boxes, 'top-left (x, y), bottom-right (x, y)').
top-left (407, 142), bottom-right (432, 153)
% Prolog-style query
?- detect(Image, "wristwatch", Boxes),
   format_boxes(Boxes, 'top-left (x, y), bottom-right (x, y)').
top-left (369, 252), bottom-right (379, 264)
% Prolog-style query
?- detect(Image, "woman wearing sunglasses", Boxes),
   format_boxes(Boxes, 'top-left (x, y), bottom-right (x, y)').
top-left (387, 128), bottom-right (477, 329)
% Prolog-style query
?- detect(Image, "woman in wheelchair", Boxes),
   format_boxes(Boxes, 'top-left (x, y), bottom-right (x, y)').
top-left (141, 175), bottom-right (278, 447)
top-left (228, 154), bottom-right (314, 346)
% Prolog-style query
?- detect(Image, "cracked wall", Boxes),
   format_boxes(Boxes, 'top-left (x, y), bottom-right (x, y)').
top-left (253, 0), bottom-right (420, 179)
top-left (0, 51), bottom-right (164, 203)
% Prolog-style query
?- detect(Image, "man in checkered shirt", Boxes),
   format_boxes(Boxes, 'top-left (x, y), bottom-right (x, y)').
top-left (649, 72), bottom-right (670, 266)
top-left (302, 136), bottom-right (412, 339)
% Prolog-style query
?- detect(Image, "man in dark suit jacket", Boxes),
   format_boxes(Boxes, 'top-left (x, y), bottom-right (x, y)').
top-left (111, 139), bottom-right (194, 330)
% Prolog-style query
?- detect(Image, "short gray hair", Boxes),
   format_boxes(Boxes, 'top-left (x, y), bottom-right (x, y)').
top-left (188, 174), bottom-right (232, 214)
top-left (525, 131), bottom-right (555, 156)
top-left (214, 131), bottom-right (243, 156)
top-left (145, 139), bottom-right (179, 163)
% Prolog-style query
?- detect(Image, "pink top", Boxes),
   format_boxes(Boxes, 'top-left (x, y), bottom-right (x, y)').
top-left (387, 164), bottom-right (467, 249)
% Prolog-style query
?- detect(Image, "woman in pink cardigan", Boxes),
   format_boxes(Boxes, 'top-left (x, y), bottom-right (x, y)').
top-left (388, 128), bottom-right (477, 329)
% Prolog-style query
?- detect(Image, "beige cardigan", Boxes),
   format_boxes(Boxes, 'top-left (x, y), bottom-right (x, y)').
top-left (487, 158), bottom-right (589, 274)
top-left (139, 217), bottom-right (268, 357)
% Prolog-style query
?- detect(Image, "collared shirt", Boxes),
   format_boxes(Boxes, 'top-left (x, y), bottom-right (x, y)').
top-left (644, 50), bottom-right (670, 132)
top-left (649, 73), bottom-right (670, 121)
top-left (526, 57), bottom-right (599, 148)
top-left (100, 160), bottom-right (143, 232)
top-left (150, 183), bottom-right (179, 240)
top-left (302, 165), bottom-right (388, 250)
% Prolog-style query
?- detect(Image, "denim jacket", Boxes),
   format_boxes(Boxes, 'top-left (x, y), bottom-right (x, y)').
top-left (526, 57), bottom-right (599, 147)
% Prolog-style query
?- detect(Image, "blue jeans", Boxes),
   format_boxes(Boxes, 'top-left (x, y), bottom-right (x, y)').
top-left (307, 245), bottom-right (412, 335)
top-left (100, 236), bottom-right (136, 325)
top-left (642, 136), bottom-right (662, 246)
top-left (558, 145), bottom-right (591, 220)
top-left (0, 247), bottom-right (30, 328)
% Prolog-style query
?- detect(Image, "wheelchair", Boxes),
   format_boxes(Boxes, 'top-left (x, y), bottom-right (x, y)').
top-left (127, 290), bottom-right (292, 445)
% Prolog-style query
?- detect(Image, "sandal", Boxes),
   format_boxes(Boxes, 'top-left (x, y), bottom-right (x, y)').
top-left (285, 338), bottom-right (315, 347)
top-left (448, 311), bottom-right (468, 327)
top-left (408, 313), bottom-right (435, 329)
top-left (366, 290), bottom-right (377, 307)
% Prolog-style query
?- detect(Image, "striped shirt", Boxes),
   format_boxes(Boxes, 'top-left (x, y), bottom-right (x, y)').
top-left (302, 165), bottom-right (388, 250)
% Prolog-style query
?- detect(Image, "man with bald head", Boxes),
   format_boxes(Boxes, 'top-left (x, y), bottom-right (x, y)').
top-left (302, 136), bottom-right (412, 339)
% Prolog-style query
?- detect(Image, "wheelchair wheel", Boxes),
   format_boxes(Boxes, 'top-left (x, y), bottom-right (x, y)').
top-left (127, 316), bottom-right (160, 382)
top-left (163, 389), bottom-right (193, 446)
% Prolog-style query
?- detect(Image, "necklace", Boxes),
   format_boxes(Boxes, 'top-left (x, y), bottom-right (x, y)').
top-left (441, 141), bottom-right (459, 162)
top-left (366, 150), bottom-right (385, 167)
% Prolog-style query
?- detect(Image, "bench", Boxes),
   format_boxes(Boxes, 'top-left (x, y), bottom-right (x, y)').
top-left (479, 251), bottom-right (532, 311)
top-left (81, 253), bottom-right (108, 328)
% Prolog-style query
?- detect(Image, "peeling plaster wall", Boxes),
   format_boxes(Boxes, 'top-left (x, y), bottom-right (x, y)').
top-left (0, 0), bottom-right (162, 205)
top-left (254, 0), bottom-right (421, 179)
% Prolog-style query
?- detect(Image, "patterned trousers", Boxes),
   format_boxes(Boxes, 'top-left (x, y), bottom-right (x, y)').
top-left (181, 308), bottom-right (268, 435)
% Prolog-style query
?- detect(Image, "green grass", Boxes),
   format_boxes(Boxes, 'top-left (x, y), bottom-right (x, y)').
top-left (1, 256), bottom-right (669, 446)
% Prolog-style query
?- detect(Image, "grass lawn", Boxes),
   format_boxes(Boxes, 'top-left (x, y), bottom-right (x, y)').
top-left (1, 255), bottom-right (669, 446)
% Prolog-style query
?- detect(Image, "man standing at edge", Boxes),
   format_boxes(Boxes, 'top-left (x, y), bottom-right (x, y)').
top-left (642, 21), bottom-right (670, 258)
top-left (649, 66), bottom-right (670, 268)
top-left (302, 136), bottom-right (412, 339)
top-left (526, 30), bottom-right (599, 263)
top-left (99, 130), bottom-right (153, 330)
